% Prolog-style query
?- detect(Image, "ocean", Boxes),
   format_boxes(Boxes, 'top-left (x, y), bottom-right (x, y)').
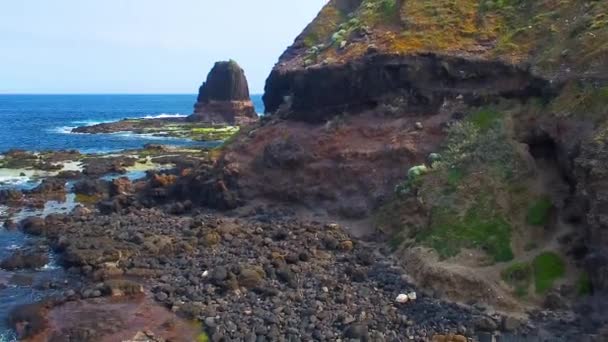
top-left (0, 94), bottom-right (264, 341)
top-left (0, 94), bottom-right (265, 153)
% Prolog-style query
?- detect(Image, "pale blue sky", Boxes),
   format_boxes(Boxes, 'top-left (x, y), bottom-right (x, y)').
top-left (0, 1), bottom-right (327, 94)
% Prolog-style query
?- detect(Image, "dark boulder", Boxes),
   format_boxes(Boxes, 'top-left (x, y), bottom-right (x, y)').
top-left (20, 217), bottom-right (47, 236)
top-left (0, 189), bottom-right (23, 204)
top-left (8, 302), bottom-right (50, 340)
top-left (1, 249), bottom-right (49, 270)
top-left (29, 178), bottom-right (66, 195)
top-left (188, 60), bottom-right (258, 125)
top-left (73, 179), bottom-right (110, 197)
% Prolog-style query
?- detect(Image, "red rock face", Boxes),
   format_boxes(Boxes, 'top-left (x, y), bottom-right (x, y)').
top-left (221, 108), bottom-right (447, 218)
top-left (189, 60), bottom-right (258, 125)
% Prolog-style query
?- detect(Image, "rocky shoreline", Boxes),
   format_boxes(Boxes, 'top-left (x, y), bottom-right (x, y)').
top-left (0, 143), bottom-right (603, 341)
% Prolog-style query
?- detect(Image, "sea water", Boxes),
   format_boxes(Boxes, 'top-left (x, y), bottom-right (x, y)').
top-left (0, 94), bottom-right (265, 340)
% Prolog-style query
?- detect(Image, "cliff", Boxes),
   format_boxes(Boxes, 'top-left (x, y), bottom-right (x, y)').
top-left (189, 60), bottom-right (258, 125)
top-left (184, 0), bottom-right (608, 316)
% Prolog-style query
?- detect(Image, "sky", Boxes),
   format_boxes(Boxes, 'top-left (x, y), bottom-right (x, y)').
top-left (0, 1), bottom-right (327, 94)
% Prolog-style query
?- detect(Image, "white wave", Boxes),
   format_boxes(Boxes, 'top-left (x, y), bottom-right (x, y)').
top-left (71, 119), bottom-right (115, 126)
top-left (111, 131), bottom-right (186, 141)
top-left (6, 244), bottom-right (20, 251)
top-left (142, 113), bottom-right (187, 119)
top-left (48, 126), bottom-right (78, 134)
top-left (0, 175), bottom-right (33, 187)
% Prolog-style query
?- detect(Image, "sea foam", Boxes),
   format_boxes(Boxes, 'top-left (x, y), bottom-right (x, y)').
top-left (142, 113), bottom-right (187, 119)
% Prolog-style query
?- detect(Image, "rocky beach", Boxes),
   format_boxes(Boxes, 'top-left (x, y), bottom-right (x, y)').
top-left (2, 0), bottom-right (608, 341)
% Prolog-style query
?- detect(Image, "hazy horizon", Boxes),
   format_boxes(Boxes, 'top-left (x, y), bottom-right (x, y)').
top-left (0, 1), bottom-right (327, 94)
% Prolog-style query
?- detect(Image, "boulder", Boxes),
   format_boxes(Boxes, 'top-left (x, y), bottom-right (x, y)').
top-left (102, 279), bottom-right (144, 297)
top-left (29, 178), bottom-right (66, 195)
top-left (188, 60), bottom-right (258, 125)
top-left (8, 303), bottom-right (49, 340)
top-left (20, 217), bottom-right (47, 236)
top-left (110, 177), bottom-right (133, 196)
top-left (0, 249), bottom-right (48, 270)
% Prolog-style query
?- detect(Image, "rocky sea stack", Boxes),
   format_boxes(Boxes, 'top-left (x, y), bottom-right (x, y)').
top-left (189, 60), bottom-right (258, 125)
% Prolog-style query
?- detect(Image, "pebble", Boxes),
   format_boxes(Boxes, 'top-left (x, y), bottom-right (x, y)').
top-left (396, 294), bottom-right (409, 304)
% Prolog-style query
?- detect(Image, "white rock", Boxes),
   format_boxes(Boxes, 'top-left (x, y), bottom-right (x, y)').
top-left (396, 294), bottom-right (409, 304)
top-left (202, 270), bottom-right (209, 277)
top-left (407, 292), bottom-right (417, 301)
top-left (322, 286), bottom-right (329, 293)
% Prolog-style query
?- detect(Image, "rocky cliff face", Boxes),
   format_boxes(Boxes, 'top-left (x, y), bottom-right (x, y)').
top-left (193, 0), bottom-right (608, 313)
top-left (189, 60), bottom-right (258, 125)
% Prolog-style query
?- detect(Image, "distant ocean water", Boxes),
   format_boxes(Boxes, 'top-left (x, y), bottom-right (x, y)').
top-left (0, 94), bottom-right (265, 153)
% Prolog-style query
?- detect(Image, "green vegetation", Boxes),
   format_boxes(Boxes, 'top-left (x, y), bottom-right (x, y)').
top-left (297, 0), bottom-right (608, 79)
top-left (75, 193), bottom-right (102, 205)
top-left (577, 272), bottom-right (592, 296)
top-left (501, 262), bottom-right (533, 297)
top-left (551, 82), bottom-right (608, 122)
top-left (190, 126), bottom-right (239, 141)
top-left (446, 167), bottom-right (464, 188)
top-left (533, 251), bottom-right (566, 294)
top-left (419, 196), bottom-right (514, 262)
top-left (527, 196), bottom-right (553, 226)
top-left (501, 253), bottom-right (568, 296)
top-left (468, 108), bottom-right (503, 131)
top-left (196, 333), bottom-right (209, 342)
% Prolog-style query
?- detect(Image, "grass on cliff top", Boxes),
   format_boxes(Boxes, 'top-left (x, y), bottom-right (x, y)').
top-left (298, 0), bottom-right (608, 77)
top-left (533, 251), bottom-right (565, 294)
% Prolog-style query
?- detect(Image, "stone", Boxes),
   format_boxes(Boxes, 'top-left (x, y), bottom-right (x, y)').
top-left (204, 232), bottom-right (221, 246)
top-left (239, 267), bottom-right (265, 288)
top-left (102, 279), bottom-right (144, 297)
top-left (188, 60), bottom-right (258, 125)
top-left (474, 316), bottom-right (498, 332)
top-left (343, 324), bottom-right (369, 339)
top-left (501, 316), bottom-right (521, 332)
top-left (1, 250), bottom-right (48, 270)
top-left (396, 294), bottom-right (409, 304)
top-left (20, 217), bottom-right (46, 236)
top-left (339, 240), bottom-right (354, 251)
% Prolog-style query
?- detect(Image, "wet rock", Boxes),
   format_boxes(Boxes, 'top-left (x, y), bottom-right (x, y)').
top-left (102, 279), bottom-right (144, 297)
top-left (29, 178), bottom-right (66, 195)
top-left (83, 156), bottom-right (136, 176)
top-left (20, 216), bottom-right (47, 236)
top-left (8, 302), bottom-right (49, 340)
top-left (73, 178), bottom-right (110, 197)
top-left (0, 249), bottom-right (49, 270)
top-left (0, 188), bottom-right (24, 204)
top-left (111, 177), bottom-right (133, 196)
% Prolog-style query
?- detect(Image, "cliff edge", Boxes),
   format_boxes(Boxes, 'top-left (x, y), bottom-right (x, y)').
top-left (181, 0), bottom-right (608, 320)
